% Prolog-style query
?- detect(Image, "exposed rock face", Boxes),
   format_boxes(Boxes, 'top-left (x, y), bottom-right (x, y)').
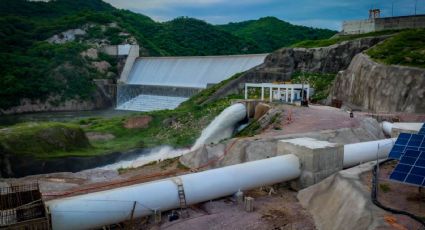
top-left (92, 61), bottom-right (111, 74)
top-left (205, 36), bottom-right (390, 103)
top-left (330, 53), bottom-right (425, 113)
top-left (81, 48), bottom-right (99, 59)
top-left (47, 29), bottom-right (86, 44)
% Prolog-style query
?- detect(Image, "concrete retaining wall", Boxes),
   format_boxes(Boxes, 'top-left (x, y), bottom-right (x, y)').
top-left (342, 14), bottom-right (425, 35)
top-left (118, 45), bottom-right (139, 83)
top-left (342, 19), bottom-right (375, 35)
top-left (117, 84), bottom-right (202, 106)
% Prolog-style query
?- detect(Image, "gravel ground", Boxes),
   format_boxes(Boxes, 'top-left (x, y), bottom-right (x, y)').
top-left (153, 186), bottom-right (316, 230)
top-left (361, 162), bottom-right (425, 230)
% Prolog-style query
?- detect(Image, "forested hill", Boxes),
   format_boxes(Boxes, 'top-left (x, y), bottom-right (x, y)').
top-left (0, 0), bottom-right (336, 111)
top-left (218, 17), bottom-right (337, 52)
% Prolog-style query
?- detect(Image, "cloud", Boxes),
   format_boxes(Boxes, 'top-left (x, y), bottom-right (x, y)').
top-left (104, 0), bottom-right (425, 30)
top-left (106, 0), bottom-right (273, 10)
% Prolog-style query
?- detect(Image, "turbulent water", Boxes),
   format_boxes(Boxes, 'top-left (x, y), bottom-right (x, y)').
top-left (191, 103), bottom-right (247, 150)
top-left (99, 146), bottom-right (189, 170)
top-left (100, 103), bottom-right (247, 170)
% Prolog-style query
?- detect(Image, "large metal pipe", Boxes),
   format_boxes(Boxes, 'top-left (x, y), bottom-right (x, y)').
top-left (46, 154), bottom-right (301, 230)
top-left (382, 122), bottom-right (423, 136)
top-left (343, 138), bottom-right (396, 168)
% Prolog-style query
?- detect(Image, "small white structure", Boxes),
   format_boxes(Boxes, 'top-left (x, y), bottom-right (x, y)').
top-left (244, 83), bottom-right (311, 103)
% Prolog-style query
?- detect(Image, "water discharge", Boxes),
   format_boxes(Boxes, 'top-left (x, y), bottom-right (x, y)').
top-left (191, 103), bottom-right (247, 150)
top-left (100, 103), bottom-right (247, 170)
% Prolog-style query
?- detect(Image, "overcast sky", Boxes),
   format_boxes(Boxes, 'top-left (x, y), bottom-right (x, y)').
top-left (104, 0), bottom-right (425, 30)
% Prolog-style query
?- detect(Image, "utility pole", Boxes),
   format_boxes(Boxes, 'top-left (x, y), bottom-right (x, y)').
top-left (415, 0), bottom-right (418, 15)
top-left (392, 1), bottom-right (394, 17)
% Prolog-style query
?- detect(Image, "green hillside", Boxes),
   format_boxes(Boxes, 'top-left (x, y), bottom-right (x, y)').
top-left (0, 0), bottom-right (335, 111)
top-left (218, 17), bottom-right (337, 52)
top-left (367, 29), bottom-right (425, 68)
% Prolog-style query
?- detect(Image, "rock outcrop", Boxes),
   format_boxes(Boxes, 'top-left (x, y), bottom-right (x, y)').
top-left (329, 53), bottom-right (425, 113)
top-left (205, 36), bottom-right (390, 103)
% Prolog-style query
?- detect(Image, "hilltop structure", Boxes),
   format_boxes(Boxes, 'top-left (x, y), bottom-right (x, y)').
top-left (342, 12), bottom-right (425, 35)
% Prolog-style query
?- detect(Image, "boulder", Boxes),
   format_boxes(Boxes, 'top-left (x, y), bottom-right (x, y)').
top-left (254, 103), bottom-right (271, 120)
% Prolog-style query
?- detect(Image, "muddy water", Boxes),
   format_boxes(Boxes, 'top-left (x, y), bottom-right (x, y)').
top-left (0, 149), bottom-right (150, 178)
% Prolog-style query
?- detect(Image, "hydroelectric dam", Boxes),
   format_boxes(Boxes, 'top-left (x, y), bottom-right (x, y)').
top-left (116, 54), bottom-right (268, 111)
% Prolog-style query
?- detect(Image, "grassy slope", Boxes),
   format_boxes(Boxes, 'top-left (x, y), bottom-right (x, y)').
top-left (367, 29), bottom-right (425, 68)
top-left (0, 122), bottom-right (90, 158)
top-left (291, 30), bottom-right (399, 48)
top-left (218, 17), bottom-right (337, 52)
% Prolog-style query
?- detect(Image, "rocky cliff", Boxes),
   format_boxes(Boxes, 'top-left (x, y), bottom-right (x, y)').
top-left (205, 36), bottom-right (390, 103)
top-left (330, 53), bottom-right (425, 113)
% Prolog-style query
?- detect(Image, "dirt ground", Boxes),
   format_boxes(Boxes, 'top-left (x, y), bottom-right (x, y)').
top-left (260, 104), bottom-right (362, 138)
top-left (361, 161), bottom-right (425, 230)
top-left (152, 186), bottom-right (316, 230)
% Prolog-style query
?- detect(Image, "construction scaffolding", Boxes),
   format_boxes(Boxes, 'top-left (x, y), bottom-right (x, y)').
top-left (0, 183), bottom-right (49, 230)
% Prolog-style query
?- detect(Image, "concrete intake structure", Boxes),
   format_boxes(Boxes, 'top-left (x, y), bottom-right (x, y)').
top-left (46, 154), bottom-right (301, 230)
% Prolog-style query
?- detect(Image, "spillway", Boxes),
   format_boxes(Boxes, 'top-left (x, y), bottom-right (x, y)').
top-left (126, 54), bottom-right (267, 88)
top-left (116, 54), bottom-right (267, 112)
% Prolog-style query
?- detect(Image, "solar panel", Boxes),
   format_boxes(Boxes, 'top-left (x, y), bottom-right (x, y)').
top-left (389, 149), bottom-right (425, 187)
top-left (388, 133), bottom-right (425, 160)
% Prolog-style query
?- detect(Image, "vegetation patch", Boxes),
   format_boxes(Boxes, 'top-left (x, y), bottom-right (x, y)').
top-left (218, 16), bottom-right (336, 51)
top-left (237, 120), bottom-right (261, 137)
top-left (291, 30), bottom-right (399, 48)
top-left (379, 183), bottom-right (391, 193)
top-left (0, 122), bottom-right (91, 158)
top-left (367, 29), bottom-right (425, 68)
top-left (291, 72), bottom-right (336, 101)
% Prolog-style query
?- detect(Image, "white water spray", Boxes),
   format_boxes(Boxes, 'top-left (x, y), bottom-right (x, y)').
top-left (99, 146), bottom-right (189, 170)
top-left (191, 103), bottom-right (247, 150)
top-left (99, 103), bottom-right (247, 171)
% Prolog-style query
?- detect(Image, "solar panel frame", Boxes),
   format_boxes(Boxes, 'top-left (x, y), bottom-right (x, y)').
top-left (419, 124), bottom-right (425, 135)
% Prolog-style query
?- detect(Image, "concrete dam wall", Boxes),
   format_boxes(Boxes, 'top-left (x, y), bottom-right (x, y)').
top-left (117, 54), bottom-right (267, 111)
top-left (126, 54), bottom-right (268, 88)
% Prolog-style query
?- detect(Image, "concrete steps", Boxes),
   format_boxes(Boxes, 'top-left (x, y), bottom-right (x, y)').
top-left (116, 94), bottom-right (188, 112)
